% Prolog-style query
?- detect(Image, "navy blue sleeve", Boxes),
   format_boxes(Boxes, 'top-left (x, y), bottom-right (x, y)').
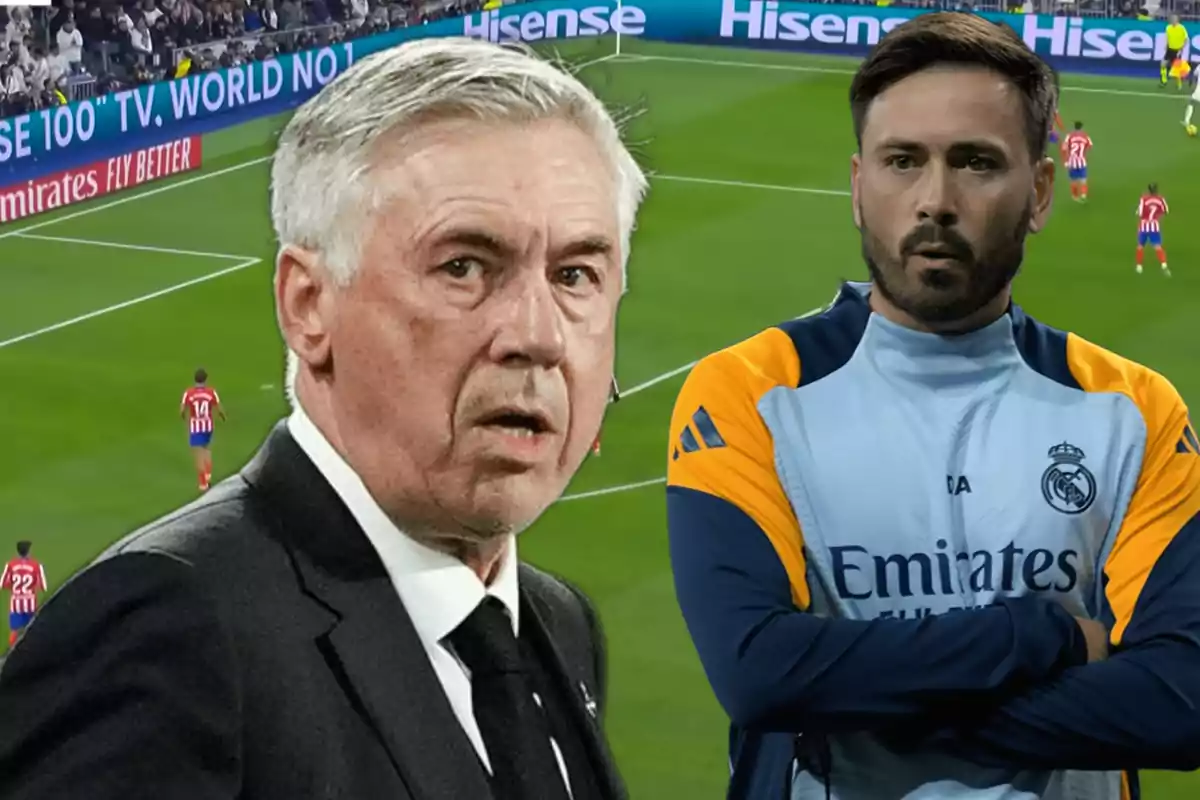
top-left (0, 553), bottom-right (243, 798)
top-left (906, 511), bottom-right (1200, 772)
top-left (668, 486), bottom-right (1090, 735)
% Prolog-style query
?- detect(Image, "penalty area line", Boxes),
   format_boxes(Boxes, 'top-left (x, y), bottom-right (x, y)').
top-left (559, 476), bottom-right (667, 502)
top-left (12, 232), bottom-right (257, 261)
top-left (0, 257), bottom-right (264, 350)
top-left (620, 301), bottom-right (828, 398)
top-left (557, 302), bottom-right (830, 503)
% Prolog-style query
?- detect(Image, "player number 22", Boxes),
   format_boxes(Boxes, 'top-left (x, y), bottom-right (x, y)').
top-left (10, 574), bottom-right (34, 593)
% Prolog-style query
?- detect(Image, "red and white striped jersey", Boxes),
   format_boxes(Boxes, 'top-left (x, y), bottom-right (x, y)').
top-left (182, 386), bottom-right (220, 434)
top-left (1063, 131), bottom-right (1093, 169)
top-left (1, 557), bottom-right (47, 615)
top-left (1137, 193), bottom-right (1169, 232)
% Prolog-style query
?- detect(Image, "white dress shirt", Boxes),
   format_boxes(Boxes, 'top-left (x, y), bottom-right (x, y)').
top-left (287, 408), bottom-right (573, 795)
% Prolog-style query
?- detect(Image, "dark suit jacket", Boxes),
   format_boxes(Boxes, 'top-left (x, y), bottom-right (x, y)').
top-left (0, 424), bottom-right (626, 800)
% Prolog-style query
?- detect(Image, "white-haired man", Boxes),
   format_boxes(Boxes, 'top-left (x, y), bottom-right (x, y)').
top-left (0, 37), bottom-right (646, 800)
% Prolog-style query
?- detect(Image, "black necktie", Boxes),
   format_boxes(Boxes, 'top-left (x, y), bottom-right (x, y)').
top-left (448, 597), bottom-right (572, 800)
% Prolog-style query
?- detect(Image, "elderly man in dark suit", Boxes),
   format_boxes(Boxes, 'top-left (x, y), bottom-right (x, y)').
top-left (0, 36), bottom-right (647, 800)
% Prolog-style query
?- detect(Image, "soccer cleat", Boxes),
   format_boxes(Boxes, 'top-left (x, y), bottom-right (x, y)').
top-left (1163, 263), bottom-right (1171, 277)
top-left (1136, 264), bottom-right (1143, 274)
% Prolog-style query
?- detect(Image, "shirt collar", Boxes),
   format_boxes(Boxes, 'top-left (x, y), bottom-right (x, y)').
top-left (286, 406), bottom-right (520, 645)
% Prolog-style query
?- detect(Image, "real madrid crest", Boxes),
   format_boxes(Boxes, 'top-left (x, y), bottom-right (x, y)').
top-left (1041, 442), bottom-right (1097, 515)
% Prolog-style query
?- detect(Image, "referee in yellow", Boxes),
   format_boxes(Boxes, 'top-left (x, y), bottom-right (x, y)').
top-left (1163, 14), bottom-right (1188, 88)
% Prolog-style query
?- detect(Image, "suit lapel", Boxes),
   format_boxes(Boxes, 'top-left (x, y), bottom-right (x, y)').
top-left (319, 576), bottom-right (493, 800)
top-left (242, 423), bottom-right (493, 800)
top-left (520, 590), bottom-right (626, 800)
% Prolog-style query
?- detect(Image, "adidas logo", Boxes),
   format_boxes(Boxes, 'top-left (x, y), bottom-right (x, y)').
top-left (673, 406), bottom-right (726, 461)
top-left (1177, 418), bottom-right (1199, 455)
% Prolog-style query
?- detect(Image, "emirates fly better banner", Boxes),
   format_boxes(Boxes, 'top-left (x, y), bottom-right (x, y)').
top-left (0, 136), bottom-right (201, 224)
top-left (1, 1), bottom-right (1192, 193)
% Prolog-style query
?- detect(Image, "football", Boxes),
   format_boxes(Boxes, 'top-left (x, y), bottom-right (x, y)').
top-left (1188, 124), bottom-right (1199, 137)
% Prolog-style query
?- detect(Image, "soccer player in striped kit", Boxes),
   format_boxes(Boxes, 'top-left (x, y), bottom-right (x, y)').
top-left (181, 368), bottom-right (226, 492)
top-left (1061, 121), bottom-right (1093, 202)
top-left (2, 542), bottom-right (47, 649)
top-left (1135, 183), bottom-right (1170, 276)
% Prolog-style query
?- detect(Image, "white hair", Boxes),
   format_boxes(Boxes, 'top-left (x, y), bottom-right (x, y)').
top-left (271, 36), bottom-right (649, 407)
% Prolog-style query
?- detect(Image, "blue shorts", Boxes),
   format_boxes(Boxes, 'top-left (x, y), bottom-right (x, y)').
top-left (1067, 167), bottom-right (1087, 181)
top-left (189, 431), bottom-right (213, 448)
top-left (1138, 231), bottom-right (1163, 247)
top-left (9, 611), bottom-right (33, 631)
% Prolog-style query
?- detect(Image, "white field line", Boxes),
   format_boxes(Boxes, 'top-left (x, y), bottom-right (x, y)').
top-left (655, 173), bottom-right (850, 197)
top-left (559, 302), bottom-right (830, 503)
top-left (620, 302), bottom-right (827, 398)
top-left (0, 257), bottom-right (263, 349)
top-left (559, 477), bottom-right (667, 502)
top-left (574, 50), bottom-right (624, 71)
top-left (0, 155), bottom-right (274, 241)
top-left (618, 53), bottom-right (1187, 100)
top-left (12, 232), bottom-right (256, 261)
top-left (0, 169), bottom-right (841, 353)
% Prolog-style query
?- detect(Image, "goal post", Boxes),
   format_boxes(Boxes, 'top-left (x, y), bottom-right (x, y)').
top-left (614, 0), bottom-right (623, 57)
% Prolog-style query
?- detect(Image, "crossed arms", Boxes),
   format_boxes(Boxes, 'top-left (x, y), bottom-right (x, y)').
top-left (666, 337), bottom-right (1200, 773)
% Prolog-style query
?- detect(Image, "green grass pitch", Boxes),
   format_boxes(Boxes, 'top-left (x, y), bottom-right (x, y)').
top-left (1, 37), bottom-right (1198, 797)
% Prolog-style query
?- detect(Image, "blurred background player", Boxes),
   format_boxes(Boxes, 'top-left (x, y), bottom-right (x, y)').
top-left (1184, 68), bottom-right (1200, 133)
top-left (1163, 15), bottom-right (1189, 88)
top-left (1048, 108), bottom-right (1065, 146)
top-left (592, 375), bottom-right (622, 456)
top-left (1, 541), bottom-right (47, 650)
top-left (1135, 183), bottom-right (1170, 276)
top-left (1062, 121), bottom-right (1093, 202)
top-left (181, 368), bottom-right (226, 492)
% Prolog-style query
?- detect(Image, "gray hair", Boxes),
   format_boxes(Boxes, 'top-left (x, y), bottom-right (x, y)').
top-left (270, 36), bottom-right (648, 407)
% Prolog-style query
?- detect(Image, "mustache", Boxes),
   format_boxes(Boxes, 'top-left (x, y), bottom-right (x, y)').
top-left (900, 224), bottom-right (975, 262)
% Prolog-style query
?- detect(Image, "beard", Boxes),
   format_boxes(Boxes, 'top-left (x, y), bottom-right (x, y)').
top-left (861, 202), bottom-right (1032, 330)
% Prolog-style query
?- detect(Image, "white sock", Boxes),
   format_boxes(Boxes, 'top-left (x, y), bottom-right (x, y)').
top-left (1187, 104), bottom-right (1195, 126)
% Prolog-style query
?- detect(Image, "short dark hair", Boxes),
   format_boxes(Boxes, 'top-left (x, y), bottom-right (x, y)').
top-left (1148, 182), bottom-right (1158, 194)
top-left (1073, 121), bottom-right (1084, 130)
top-left (850, 12), bottom-right (1059, 162)
top-left (16, 541), bottom-right (31, 557)
top-left (195, 368), bottom-right (207, 384)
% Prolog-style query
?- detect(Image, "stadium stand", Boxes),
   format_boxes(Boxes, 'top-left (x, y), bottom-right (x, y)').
top-left (0, 0), bottom-right (487, 119)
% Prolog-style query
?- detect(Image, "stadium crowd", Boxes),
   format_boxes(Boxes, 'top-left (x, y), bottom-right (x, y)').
top-left (0, 0), bottom-right (485, 119)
